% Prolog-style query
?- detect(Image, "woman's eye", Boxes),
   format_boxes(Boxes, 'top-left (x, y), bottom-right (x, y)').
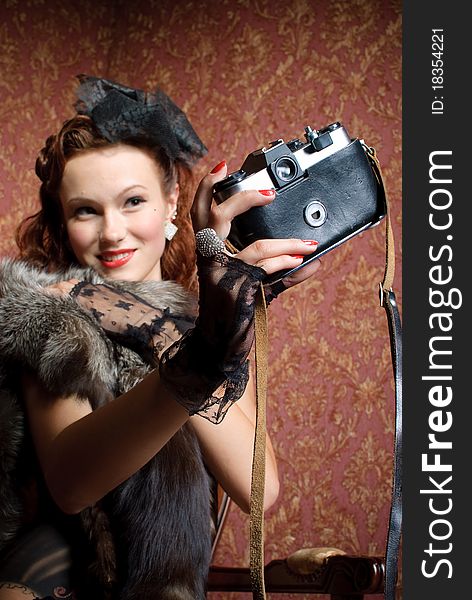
top-left (75, 206), bottom-right (96, 217)
top-left (126, 196), bottom-right (145, 207)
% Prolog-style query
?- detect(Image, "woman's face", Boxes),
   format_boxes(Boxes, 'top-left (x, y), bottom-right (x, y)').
top-left (60, 144), bottom-right (178, 282)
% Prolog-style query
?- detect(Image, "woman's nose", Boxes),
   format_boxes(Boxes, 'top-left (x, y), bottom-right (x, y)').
top-left (98, 212), bottom-right (126, 244)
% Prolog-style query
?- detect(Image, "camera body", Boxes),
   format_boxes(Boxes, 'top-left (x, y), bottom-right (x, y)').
top-left (214, 122), bottom-right (386, 282)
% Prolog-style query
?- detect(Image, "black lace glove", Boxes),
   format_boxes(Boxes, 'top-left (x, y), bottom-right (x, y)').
top-left (263, 279), bottom-right (288, 306)
top-left (159, 253), bottom-right (265, 422)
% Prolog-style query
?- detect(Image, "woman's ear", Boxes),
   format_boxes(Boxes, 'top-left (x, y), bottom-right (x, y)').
top-left (166, 183), bottom-right (179, 221)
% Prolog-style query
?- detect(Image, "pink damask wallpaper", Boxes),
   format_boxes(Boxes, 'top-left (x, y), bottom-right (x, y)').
top-left (0, 1), bottom-right (402, 598)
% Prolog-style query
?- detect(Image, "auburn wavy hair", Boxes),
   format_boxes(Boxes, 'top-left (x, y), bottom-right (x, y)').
top-left (16, 115), bottom-right (198, 291)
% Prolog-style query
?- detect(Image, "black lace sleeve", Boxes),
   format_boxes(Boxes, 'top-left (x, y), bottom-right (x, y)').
top-left (70, 282), bottom-right (194, 363)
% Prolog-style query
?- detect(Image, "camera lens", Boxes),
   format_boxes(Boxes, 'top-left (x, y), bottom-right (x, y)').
top-left (274, 157), bottom-right (297, 182)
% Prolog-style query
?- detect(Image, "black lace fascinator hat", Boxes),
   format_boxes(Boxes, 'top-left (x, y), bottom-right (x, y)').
top-left (74, 74), bottom-right (207, 167)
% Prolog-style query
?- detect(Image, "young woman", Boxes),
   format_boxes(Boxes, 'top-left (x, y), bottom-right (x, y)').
top-left (0, 76), bottom-right (319, 600)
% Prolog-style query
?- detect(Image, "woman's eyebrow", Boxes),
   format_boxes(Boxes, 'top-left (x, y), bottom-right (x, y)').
top-left (65, 185), bottom-right (148, 205)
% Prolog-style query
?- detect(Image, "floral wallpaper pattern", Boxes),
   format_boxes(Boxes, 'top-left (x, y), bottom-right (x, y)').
top-left (0, 1), bottom-right (402, 598)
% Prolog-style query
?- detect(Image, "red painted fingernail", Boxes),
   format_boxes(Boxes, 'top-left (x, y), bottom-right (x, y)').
top-left (302, 240), bottom-right (319, 245)
top-left (290, 255), bottom-right (304, 259)
top-left (210, 160), bottom-right (226, 174)
top-left (258, 189), bottom-right (275, 196)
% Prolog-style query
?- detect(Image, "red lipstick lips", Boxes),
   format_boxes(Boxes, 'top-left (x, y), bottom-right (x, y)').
top-left (98, 249), bottom-right (135, 269)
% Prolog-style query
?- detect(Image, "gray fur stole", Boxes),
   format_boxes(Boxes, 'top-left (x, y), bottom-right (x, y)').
top-left (0, 259), bottom-right (212, 599)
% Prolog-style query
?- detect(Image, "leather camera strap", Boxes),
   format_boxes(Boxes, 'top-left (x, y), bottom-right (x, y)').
top-left (249, 286), bottom-right (268, 600)
top-left (248, 143), bottom-right (402, 600)
top-left (365, 143), bottom-right (403, 600)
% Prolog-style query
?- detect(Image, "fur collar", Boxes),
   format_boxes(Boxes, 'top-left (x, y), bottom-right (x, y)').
top-left (0, 259), bottom-right (211, 599)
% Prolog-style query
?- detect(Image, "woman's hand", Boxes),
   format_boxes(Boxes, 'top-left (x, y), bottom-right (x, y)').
top-left (191, 160), bottom-right (320, 287)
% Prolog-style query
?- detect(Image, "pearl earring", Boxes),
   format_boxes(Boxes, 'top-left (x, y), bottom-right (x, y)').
top-left (164, 211), bottom-right (178, 241)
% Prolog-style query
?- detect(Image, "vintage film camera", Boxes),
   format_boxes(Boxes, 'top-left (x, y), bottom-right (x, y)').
top-left (214, 122), bottom-right (386, 282)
